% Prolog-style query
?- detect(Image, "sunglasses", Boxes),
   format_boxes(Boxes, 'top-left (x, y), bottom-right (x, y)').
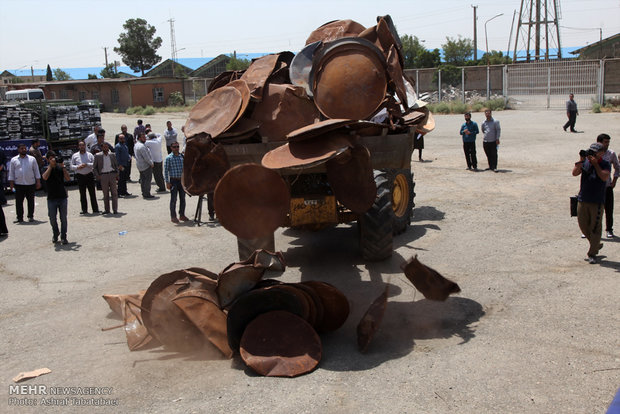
top-left (171, 146), bottom-right (179, 148)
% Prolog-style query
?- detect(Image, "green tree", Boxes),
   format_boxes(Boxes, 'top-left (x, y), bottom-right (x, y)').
top-left (46, 64), bottom-right (53, 81)
top-left (478, 50), bottom-right (512, 65)
top-left (441, 36), bottom-right (474, 66)
top-left (226, 55), bottom-right (251, 71)
top-left (88, 74), bottom-right (98, 79)
top-left (100, 63), bottom-right (119, 78)
top-left (400, 35), bottom-right (441, 68)
top-left (114, 18), bottom-right (162, 76)
top-left (434, 64), bottom-right (462, 87)
top-left (53, 68), bottom-right (72, 81)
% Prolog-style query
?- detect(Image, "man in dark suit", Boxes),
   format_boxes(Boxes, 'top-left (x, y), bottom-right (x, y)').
top-left (93, 142), bottom-right (119, 214)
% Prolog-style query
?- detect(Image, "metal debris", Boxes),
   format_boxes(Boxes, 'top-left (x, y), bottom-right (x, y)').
top-left (400, 255), bottom-right (461, 301)
top-left (357, 284), bottom-right (389, 353)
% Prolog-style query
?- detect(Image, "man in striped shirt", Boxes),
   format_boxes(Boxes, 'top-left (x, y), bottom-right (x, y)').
top-left (164, 141), bottom-right (188, 223)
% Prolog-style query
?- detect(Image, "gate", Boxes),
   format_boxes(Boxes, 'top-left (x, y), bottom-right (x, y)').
top-left (506, 60), bottom-right (601, 110)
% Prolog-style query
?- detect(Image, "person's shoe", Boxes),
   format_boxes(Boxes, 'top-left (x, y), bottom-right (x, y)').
top-left (93, 210), bottom-right (100, 214)
top-left (581, 234), bottom-right (586, 238)
top-left (606, 231), bottom-right (614, 238)
top-left (171, 217), bottom-right (180, 224)
top-left (61, 238), bottom-right (68, 245)
top-left (28, 217), bottom-right (34, 222)
top-left (598, 243), bottom-right (604, 251)
top-left (14, 218), bottom-right (23, 223)
top-left (157, 188), bottom-right (166, 193)
top-left (113, 211), bottom-right (118, 215)
top-left (493, 169), bottom-right (498, 172)
top-left (52, 236), bottom-right (59, 243)
top-left (179, 215), bottom-right (189, 221)
top-left (571, 130), bottom-right (577, 133)
top-left (563, 126), bottom-right (567, 131)
top-left (102, 210), bottom-right (110, 215)
top-left (80, 211), bottom-right (87, 215)
top-left (209, 214), bottom-right (215, 221)
top-left (143, 195), bottom-right (155, 199)
top-left (466, 167), bottom-right (472, 170)
top-left (587, 256), bottom-right (596, 264)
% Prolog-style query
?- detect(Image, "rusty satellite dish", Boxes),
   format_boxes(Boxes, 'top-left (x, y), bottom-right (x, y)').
top-left (214, 164), bottom-right (290, 240)
top-left (290, 41), bottom-right (322, 97)
top-left (141, 271), bottom-right (207, 351)
top-left (262, 133), bottom-right (352, 170)
top-left (172, 288), bottom-right (233, 358)
top-left (305, 19), bottom-right (366, 45)
top-left (183, 86), bottom-right (244, 139)
top-left (240, 310), bottom-right (322, 377)
top-left (182, 135), bottom-right (230, 196)
top-left (286, 118), bottom-right (379, 142)
top-left (311, 38), bottom-right (388, 120)
top-left (226, 286), bottom-right (307, 352)
top-left (250, 83), bottom-right (320, 142)
top-left (326, 144), bottom-right (377, 214)
top-left (240, 54), bottom-right (281, 101)
top-left (357, 285), bottom-right (389, 353)
top-left (386, 45), bottom-right (408, 108)
top-left (300, 281), bottom-right (350, 332)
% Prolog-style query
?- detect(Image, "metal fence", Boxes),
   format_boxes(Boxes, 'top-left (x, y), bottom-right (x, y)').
top-left (404, 58), bottom-right (620, 110)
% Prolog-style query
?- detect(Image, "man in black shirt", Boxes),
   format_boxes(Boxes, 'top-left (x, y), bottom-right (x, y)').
top-left (563, 93), bottom-right (579, 133)
top-left (115, 124), bottom-right (134, 181)
top-left (42, 151), bottom-right (70, 244)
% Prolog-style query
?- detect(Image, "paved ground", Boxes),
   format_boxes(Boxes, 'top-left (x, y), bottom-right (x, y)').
top-left (1, 110), bottom-right (619, 413)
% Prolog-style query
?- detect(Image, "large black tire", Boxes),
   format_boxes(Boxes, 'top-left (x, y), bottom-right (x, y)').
top-left (359, 171), bottom-right (394, 261)
top-left (387, 168), bottom-right (415, 235)
top-left (237, 233), bottom-right (275, 261)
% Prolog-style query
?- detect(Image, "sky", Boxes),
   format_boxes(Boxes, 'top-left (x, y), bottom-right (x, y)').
top-left (0, 0), bottom-right (618, 71)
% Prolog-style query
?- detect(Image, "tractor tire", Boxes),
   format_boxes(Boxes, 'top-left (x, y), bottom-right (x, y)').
top-left (359, 170), bottom-right (394, 261)
top-left (387, 168), bottom-right (415, 235)
top-left (237, 233), bottom-right (275, 261)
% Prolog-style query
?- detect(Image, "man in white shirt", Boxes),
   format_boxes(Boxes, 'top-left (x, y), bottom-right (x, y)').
top-left (8, 143), bottom-right (41, 222)
top-left (71, 140), bottom-right (99, 214)
top-left (134, 132), bottom-right (154, 198)
top-left (145, 132), bottom-right (166, 192)
top-left (163, 121), bottom-right (178, 154)
top-left (84, 125), bottom-right (100, 153)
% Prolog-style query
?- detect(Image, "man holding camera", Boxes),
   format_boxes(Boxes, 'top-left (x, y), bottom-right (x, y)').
top-left (572, 142), bottom-right (611, 264)
top-left (42, 151), bottom-right (70, 244)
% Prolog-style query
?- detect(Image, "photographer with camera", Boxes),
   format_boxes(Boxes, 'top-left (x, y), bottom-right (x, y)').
top-left (572, 142), bottom-right (611, 264)
top-left (42, 151), bottom-right (70, 244)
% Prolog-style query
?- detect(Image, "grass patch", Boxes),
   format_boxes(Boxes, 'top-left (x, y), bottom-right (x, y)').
top-left (125, 104), bottom-right (192, 115)
top-left (426, 98), bottom-right (506, 114)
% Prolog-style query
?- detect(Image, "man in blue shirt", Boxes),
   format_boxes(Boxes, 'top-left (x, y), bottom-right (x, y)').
top-left (572, 142), bottom-right (611, 263)
top-left (164, 141), bottom-right (188, 223)
top-left (460, 112), bottom-right (479, 170)
top-left (115, 134), bottom-right (131, 197)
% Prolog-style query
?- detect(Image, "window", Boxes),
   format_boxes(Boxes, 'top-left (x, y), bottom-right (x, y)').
top-left (111, 89), bottom-right (119, 104)
top-left (152, 87), bottom-right (164, 102)
top-left (50, 91), bottom-right (56, 99)
top-left (79, 91), bottom-right (86, 101)
top-left (60, 89), bottom-right (69, 99)
top-left (92, 90), bottom-right (99, 100)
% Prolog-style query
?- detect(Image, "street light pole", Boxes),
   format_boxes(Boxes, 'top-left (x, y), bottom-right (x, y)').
top-left (485, 13), bottom-right (504, 65)
top-left (485, 13), bottom-right (503, 99)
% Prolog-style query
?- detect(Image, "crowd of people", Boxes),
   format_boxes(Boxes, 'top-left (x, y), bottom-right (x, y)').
top-left (0, 119), bottom-right (198, 243)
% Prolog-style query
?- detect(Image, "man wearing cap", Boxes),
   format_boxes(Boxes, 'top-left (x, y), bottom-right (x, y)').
top-left (93, 142), bottom-right (119, 215)
top-left (597, 133), bottom-right (620, 238)
top-left (481, 109), bottom-right (501, 172)
top-left (8, 143), bottom-right (41, 223)
top-left (164, 141), bottom-right (189, 223)
top-left (71, 140), bottom-right (99, 214)
top-left (134, 132), bottom-right (154, 199)
top-left (573, 142), bottom-right (611, 264)
top-left (563, 93), bottom-right (578, 133)
top-left (460, 112), bottom-right (479, 170)
top-left (145, 131), bottom-right (166, 192)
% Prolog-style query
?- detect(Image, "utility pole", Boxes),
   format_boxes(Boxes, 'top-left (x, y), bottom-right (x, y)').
top-left (103, 47), bottom-right (109, 67)
top-left (472, 5), bottom-right (478, 61)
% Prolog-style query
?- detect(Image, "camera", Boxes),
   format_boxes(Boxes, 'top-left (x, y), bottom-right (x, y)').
top-left (579, 149), bottom-right (595, 158)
